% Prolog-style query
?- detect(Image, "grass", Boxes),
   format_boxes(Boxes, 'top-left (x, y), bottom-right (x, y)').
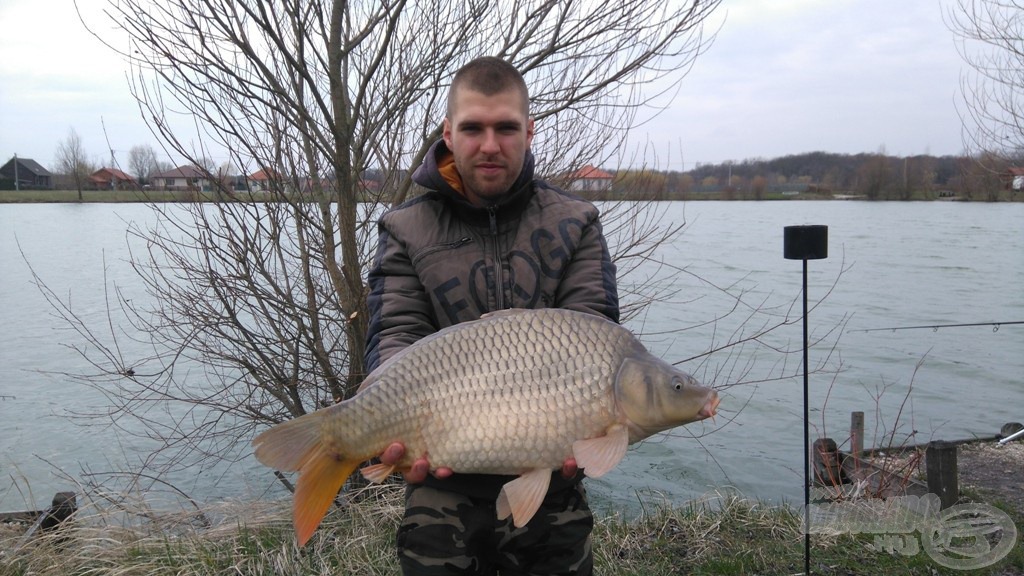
top-left (0, 189), bottom-right (189, 203)
top-left (2, 484), bottom-right (1020, 576)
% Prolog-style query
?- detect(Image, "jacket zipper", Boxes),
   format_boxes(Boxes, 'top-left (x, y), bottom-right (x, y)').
top-left (488, 206), bottom-right (506, 310)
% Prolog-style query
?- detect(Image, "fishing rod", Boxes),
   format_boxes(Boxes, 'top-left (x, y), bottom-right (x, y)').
top-left (849, 320), bottom-right (1024, 333)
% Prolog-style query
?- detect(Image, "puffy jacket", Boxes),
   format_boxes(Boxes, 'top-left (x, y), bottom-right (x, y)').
top-left (363, 139), bottom-right (619, 497)
top-left (366, 140), bottom-right (619, 371)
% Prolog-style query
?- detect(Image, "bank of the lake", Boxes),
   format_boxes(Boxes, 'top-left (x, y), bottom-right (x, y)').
top-left (2, 472), bottom-right (1021, 576)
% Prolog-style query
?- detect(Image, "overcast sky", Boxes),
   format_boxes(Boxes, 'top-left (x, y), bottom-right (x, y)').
top-left (0, 0), bottom-right (972, 173)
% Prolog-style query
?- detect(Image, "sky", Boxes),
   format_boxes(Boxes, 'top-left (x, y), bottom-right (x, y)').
top-left (0, 0), bottom-right (973, 173)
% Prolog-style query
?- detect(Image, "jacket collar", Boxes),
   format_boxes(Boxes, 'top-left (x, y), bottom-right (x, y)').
top-left (412, 139), bottom-right (536, 212)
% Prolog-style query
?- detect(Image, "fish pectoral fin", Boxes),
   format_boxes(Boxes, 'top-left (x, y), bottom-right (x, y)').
top-left (359, 462), bottom-right (395, 484)
top-left (293, 445), bottom-right (360, 547)
top-left (496, 468), bottom-right (552, 528)
top-left (572, 424), bottom-right (629, 478)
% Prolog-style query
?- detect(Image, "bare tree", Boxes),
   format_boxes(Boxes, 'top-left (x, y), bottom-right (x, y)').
top-left (127, 144), bottom-right (159, 185)
top-left (947, 0), bottom-right (1024, 158)
top-left (49, 0), bottom-right (850, 482)
top-left (54, 127), bottom-right (92, 200)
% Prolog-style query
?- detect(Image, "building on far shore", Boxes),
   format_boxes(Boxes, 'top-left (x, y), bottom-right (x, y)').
top-left (89, 167), bottom-right (137, 190)
top-left (152, 165), bottom-right (210, 191)
top-left (0, 156), bottom-right (53, 190)
top-left (564, 164), bottom-right (614, 194)
top-left (1006, 167), bottom-right (1024, 193)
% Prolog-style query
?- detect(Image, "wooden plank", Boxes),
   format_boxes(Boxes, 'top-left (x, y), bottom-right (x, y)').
top-left (0, 510), bottom-right (43, 523)
top-left (838, 451), bottom-right (930, 499)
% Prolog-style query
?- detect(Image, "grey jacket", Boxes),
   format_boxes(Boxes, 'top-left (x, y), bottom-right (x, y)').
top-left (365, 140), bottom-right (619, 373)
top-left (363, 140), bottom-right (619, 498)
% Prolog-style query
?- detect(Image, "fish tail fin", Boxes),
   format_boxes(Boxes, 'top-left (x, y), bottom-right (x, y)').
top-left (253, 411), bottom-right (327, 472)
top-left (293, 445), bottom-right (361, 546)
top-left (252, 411), bottom-right (360, 546)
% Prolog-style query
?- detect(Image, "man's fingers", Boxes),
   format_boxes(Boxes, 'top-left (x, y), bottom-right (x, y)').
top-left (405, 458), bottom-right (430, 483)
top-left (561, 457), bottom-right (578, 479)
top-left (379, 445), bottom-right (451, 483)
top-left (381, 442), bottom-right (405, 465)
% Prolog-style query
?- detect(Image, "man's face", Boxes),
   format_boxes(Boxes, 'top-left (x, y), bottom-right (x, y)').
top-left (443, 87), bottom-right (535, 206)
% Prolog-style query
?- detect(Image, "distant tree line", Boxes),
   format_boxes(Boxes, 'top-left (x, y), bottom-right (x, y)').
top-left (14, 130), bottom-right (1022, 203)
top-left (600, 150), bottom-right (1023, 201)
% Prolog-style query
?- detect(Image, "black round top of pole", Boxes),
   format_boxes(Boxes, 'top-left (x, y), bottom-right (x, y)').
top-left (784, 225), bottom-right (828, 260)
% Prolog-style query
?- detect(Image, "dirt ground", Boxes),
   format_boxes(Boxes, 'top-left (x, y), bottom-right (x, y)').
top-left (957, 440), bottom-right (1024, 517)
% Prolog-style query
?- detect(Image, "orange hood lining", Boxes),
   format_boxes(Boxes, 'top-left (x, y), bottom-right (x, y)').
top-left (438, 149), bottom-right (465, 196)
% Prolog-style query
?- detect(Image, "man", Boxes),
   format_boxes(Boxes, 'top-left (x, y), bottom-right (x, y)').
top-left (364, 56), bottom-right (619, 575)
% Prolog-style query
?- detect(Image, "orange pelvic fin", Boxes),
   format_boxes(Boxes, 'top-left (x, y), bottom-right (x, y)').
top-left (496, 468), bottom-right (551, 527)
top-left (572, 424), bottom-right (629, 478)
top-left (252, 410), bottom-right (359, 546)
top-left (360, 462), bottom-right (396, 483)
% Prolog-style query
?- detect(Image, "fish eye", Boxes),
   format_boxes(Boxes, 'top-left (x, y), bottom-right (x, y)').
top-left (673, 378), bottom-right (684, 391)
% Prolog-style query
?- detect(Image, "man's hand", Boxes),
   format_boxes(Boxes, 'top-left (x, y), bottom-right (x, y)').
top-left (561, 457), bottom-right (579, 479)
top-left (381, 443), bottom-right (579, 482)
top-left (381, 442), bottom-right (453, 483)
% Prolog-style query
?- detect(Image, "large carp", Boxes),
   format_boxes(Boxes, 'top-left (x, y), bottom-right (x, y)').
top-left (253, 308), bottom-right (719, 546)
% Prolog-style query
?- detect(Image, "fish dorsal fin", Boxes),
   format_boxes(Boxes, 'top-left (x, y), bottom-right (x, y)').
top-left (480, 308), bottom-right (531, 320)
top-left (572, 424), bottom-right (629, 478)
top-left (496, 468), bottom-right (552, 528)
top-left (360, 462), bottom-right (396, 484)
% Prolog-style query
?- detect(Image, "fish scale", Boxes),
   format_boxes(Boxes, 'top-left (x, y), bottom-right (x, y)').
top-left (253, 307), bottom-right (719, 545)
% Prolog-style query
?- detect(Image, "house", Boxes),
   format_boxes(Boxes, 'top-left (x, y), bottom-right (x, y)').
top-left (0, 156), bottom-right (53, 189)
top-left (564, 164), bottom-right (614, 194)
top-left (1007, 167), bottom-right (1024, 192)
top-left (248, 168), bottom-right (282, 192)
top-left (152, 165), bottom-right (209, 191)
top-left (88, 167), bottom-right (137, 190)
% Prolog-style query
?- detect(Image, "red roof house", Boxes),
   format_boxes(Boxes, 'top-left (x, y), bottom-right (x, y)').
top-left (1007, 167), bottom-right (1024, 191)
top-left (248, 168), bottom-right (283, 192)
top-left (152, 165), bottom-right (209, 191)
top-left (565, 164), bottom-right (614, 193)
top-left (89, 167), bottom-right (137, 190)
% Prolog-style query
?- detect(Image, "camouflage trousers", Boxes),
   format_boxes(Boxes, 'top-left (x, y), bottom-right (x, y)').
top-left (396, 482), bottom-right (594, 575)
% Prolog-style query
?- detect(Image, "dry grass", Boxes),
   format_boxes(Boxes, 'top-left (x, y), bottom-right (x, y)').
top-left (3, 487), bottom-right (801, 575)
top-left (0, 484), bottom-right (403, 576)
top-left (2, 485), bottom-right (1020, 575)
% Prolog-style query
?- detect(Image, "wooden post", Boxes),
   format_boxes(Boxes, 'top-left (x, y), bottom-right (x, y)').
top-left (40, 492), bottom-right (76, 532)
top-left (926, 441), bottom-right (958, 510)
top-left (812, 438), bottom-right (841, 487)
top-left (850, 411), bottom-right (865, 456)
top-left (1000, 422), bottom-right (1023, 439)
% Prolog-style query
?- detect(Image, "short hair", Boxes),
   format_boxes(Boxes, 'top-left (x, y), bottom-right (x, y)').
top-left (447, 57), bottom-right (530, 118)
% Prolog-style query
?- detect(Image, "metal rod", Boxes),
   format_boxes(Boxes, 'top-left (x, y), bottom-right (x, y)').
top-left (850, 320), bottom-right (1023, 333)
top-left (802, 258), bottom-right (811, 576)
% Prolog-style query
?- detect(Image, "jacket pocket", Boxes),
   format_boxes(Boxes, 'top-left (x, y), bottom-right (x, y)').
top-left (410, 236), bottom-right (474, 267)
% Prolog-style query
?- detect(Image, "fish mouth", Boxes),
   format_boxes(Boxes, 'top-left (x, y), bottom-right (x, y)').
top-left (698, 393), bottom-right (720, 420)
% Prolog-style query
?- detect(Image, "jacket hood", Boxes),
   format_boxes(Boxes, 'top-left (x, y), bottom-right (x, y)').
top-left (412, 139), bottom-right (536, 209)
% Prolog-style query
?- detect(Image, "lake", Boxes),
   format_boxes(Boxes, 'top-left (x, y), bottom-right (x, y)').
top-left (1, 201), bottom-right (1021, 516)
